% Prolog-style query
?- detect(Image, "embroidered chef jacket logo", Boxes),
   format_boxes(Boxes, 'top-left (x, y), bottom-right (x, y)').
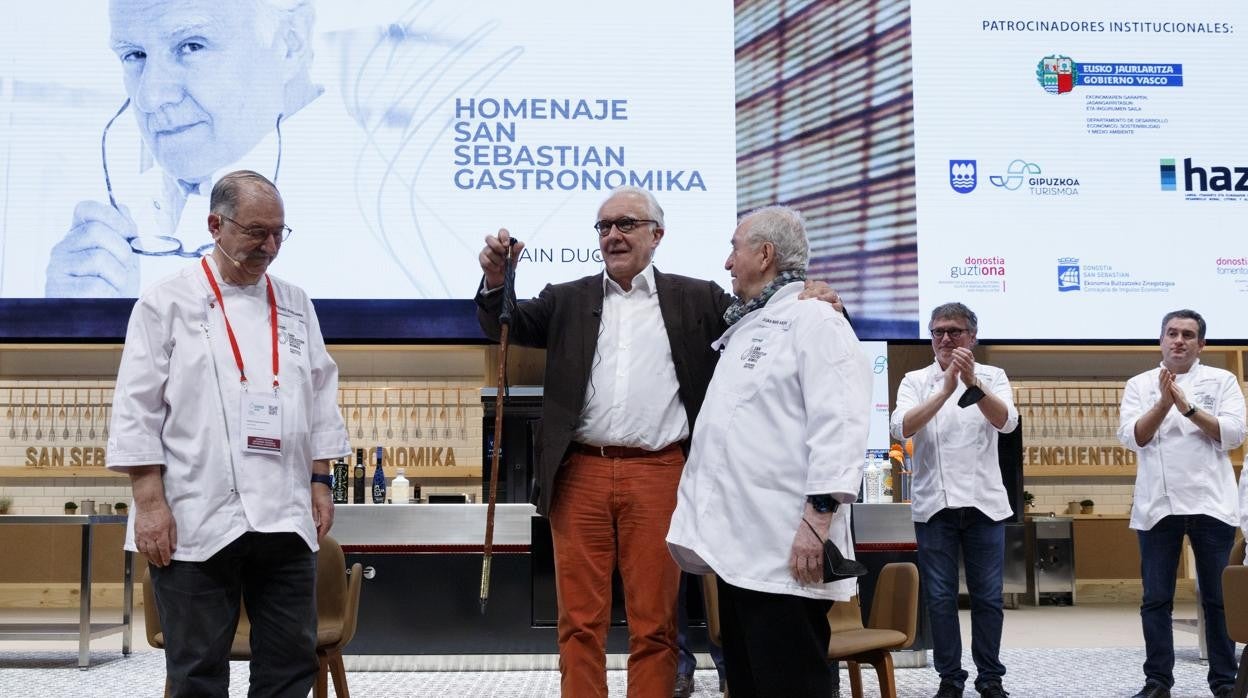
top-left (278, 321), bottom-right (305, 357)
top-left (740, 338), bottom-right (767, 369)
top-left (1196, 391), bottom-right (1216, 412)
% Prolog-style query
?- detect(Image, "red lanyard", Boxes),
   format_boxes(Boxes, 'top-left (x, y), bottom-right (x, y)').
top-left (201, 257), bottom-right (280, 392)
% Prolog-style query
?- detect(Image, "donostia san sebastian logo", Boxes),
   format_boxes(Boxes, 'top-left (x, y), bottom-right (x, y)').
top-left (1057, 257), bottom-right (1081, 292)
top-left (1037, 55), bottom-right (1183, 95)
top-left (989, 159), bottom-right (1080, 196)
top-left (949, 160), bottom-right (976, 194)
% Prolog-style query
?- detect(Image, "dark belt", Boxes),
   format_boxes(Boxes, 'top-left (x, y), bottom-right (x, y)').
top-left (571, 441), bottom-right (682, 459)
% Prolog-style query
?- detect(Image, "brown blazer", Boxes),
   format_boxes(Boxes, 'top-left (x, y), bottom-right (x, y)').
top-left (476, 269), bottom-right (732, 516)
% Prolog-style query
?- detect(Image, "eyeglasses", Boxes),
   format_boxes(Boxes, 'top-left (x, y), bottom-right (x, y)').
top-left (593, 217), bottom-right (658, 236)
top-left (217, 214), bottom-right (293, 243)
top-left (930, 328), bottom-right (968, 339)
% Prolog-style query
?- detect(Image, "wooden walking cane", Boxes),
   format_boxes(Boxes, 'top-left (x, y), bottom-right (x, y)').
top-left (480, 238), bottom-right (517, 614)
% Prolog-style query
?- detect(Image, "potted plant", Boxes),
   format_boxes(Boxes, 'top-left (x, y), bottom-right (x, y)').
top-left (114, 502), bottom-right (129, 515)
top-left (1080, 499), bottom-right (1095, 514)
top-left (1023, 491), bottom-right (1035, 513)
top-left (64, 501), bottom-right (78, 515)
top-left (0, 496), bottom-right (11, 515)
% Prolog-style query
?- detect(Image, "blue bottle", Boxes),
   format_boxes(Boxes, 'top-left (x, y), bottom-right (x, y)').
top-left (371, 446), bottom-right (387, 504)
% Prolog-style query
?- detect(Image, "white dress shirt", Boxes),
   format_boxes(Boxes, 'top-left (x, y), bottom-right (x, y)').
top-left (890, 362), bottom-right (1019, 524)
top-left (1119, 361), bottom-right (1246, 531)
top-left (106, 256), bottom-right (351, 561)
top-left (667, 282), bottom-right (872, 601)
top-left (573, 265), bottom-right (689, 449)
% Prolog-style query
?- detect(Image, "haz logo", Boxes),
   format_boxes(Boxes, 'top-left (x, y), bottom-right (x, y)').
top-left (1159, 159), bottom-right (1177, 191)
top-left (1161, 158), bottom-right (1248, 201)
top-left (1057, 258), bottom-right (1081, 292)
top-left (949, 160), bottom-right (977, 194)
top-left (1037, 55), bottom-right (1077, 94)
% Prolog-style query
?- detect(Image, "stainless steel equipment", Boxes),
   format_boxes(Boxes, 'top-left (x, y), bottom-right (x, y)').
top-left (1026, 516), bottom-right (1076, 605)
top-left (956, 522), bottom-right (1027, 609)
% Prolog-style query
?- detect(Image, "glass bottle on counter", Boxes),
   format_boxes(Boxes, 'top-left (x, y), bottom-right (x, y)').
top-left (391, 467), bottom-right (410, 504)
top-left (353, 448), bottom-right (366, 504)
top-left (371, 446), bottom-right (387, 504)
top-left (331, 458), bottom-right (349, 504)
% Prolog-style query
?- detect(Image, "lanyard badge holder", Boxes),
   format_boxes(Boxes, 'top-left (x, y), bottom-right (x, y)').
top-left (202, 258), bottom-right (282, 455)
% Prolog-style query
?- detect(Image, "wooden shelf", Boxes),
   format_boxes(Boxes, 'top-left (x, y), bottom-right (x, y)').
top-left (1024, 465), bottom-right (1136, 478)
top-left (0, 467), bottom-right (124, 479)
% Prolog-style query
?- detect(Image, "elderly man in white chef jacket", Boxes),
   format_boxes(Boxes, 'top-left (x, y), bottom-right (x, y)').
top-left (667, 205), bottom-right (871, 698)
top-left (106, 170), bottom-right (350, 697)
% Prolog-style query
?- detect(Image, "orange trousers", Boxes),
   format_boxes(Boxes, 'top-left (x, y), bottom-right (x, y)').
top-left (548, 447), bottom-right (684, 697)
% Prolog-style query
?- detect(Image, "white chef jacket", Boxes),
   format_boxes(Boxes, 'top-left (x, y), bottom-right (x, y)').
top-left (667, 282), bottom-right (872, 601)
top-left (1118, 361), bottom-right (1245, 531)
top-left (106, 256), bottom-right (351, 561)
top-left (574, 265), bottom-right (689, 450)
top-left (890, 362), bottom-right (1018, 524)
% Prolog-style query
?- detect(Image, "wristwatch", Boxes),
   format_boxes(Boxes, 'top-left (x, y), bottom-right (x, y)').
top-left (1182, 404), bottom-right (1199, 418)
top-left (807, 493), bottom-right (839, 514)
top-left (310, 473), bottom-right (334, 488)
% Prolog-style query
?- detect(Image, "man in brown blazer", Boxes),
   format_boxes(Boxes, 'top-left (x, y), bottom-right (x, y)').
top-left (476, 187), bottom-right (840, 697)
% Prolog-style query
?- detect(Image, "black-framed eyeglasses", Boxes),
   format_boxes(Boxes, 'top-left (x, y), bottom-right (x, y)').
top-left (593, 217), bottom-right (658, 236)
top-left (930, 328), bottom-right (968, 339)
top-left (102, 98), bottom-right (286, 258)
top-left (217, 214), bottom-right (293, 243)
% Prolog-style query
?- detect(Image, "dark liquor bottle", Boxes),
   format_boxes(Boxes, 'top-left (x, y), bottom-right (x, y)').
top-left (331, 458), bottom-right (348, 504)
top-left (353, 448), bottom-right (366, 504)
top-left (371, 446), bottom-right (387, 504)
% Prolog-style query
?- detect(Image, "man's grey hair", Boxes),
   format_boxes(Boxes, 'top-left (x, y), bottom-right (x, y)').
top-left (210, 170), bottom-right (281, 217)
top-left (1160, 309), bottom-right (1206, 340)
top-left (740, 206), bottom-right (809, 273)
top-left (601, 186), bottom-right (665, 226)
top-left (929, 302), bottom-right (978, 334)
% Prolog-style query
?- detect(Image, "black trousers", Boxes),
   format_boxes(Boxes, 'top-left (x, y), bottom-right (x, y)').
top-left (716, 576), bottom-right (835, 698)
top-left (150, 531), bottom-right (318, 698)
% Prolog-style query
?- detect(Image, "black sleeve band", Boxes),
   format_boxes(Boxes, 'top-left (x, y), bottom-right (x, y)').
top-left (957, 384), bottom-right (986, 408)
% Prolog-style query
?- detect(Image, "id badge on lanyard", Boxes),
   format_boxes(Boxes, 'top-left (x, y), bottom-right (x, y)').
top-left (242, 392), bottom-right (282, 454)
top-left (203, 257), bottom-right (283, 456)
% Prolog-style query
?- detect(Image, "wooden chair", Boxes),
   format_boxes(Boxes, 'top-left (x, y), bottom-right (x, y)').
top-left (1223, 537), bottom-right (1248, 698)
top-left (826, 562), bottom-right (920, 698)
top-left (142, 535), bottom-right (364, 698)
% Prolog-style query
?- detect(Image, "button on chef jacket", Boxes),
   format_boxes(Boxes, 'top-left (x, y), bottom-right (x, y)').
top-left (667, 282), bottom-right (873, 601)
top-left (106, 256), bottom-right (351, 561)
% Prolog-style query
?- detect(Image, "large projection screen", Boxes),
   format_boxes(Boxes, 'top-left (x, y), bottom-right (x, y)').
top-left (4, 1), bottom-right (1244, 342)
top-left (0, 1), bottom-right (736, 313)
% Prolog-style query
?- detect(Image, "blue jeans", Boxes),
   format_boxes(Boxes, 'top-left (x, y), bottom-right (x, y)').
top-left (1137, 514), bottom-right (1237, 692)
top-left (150, 531), bottom-right (319, 698)
top-left (915, 507), bottom-right (1006, 691)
